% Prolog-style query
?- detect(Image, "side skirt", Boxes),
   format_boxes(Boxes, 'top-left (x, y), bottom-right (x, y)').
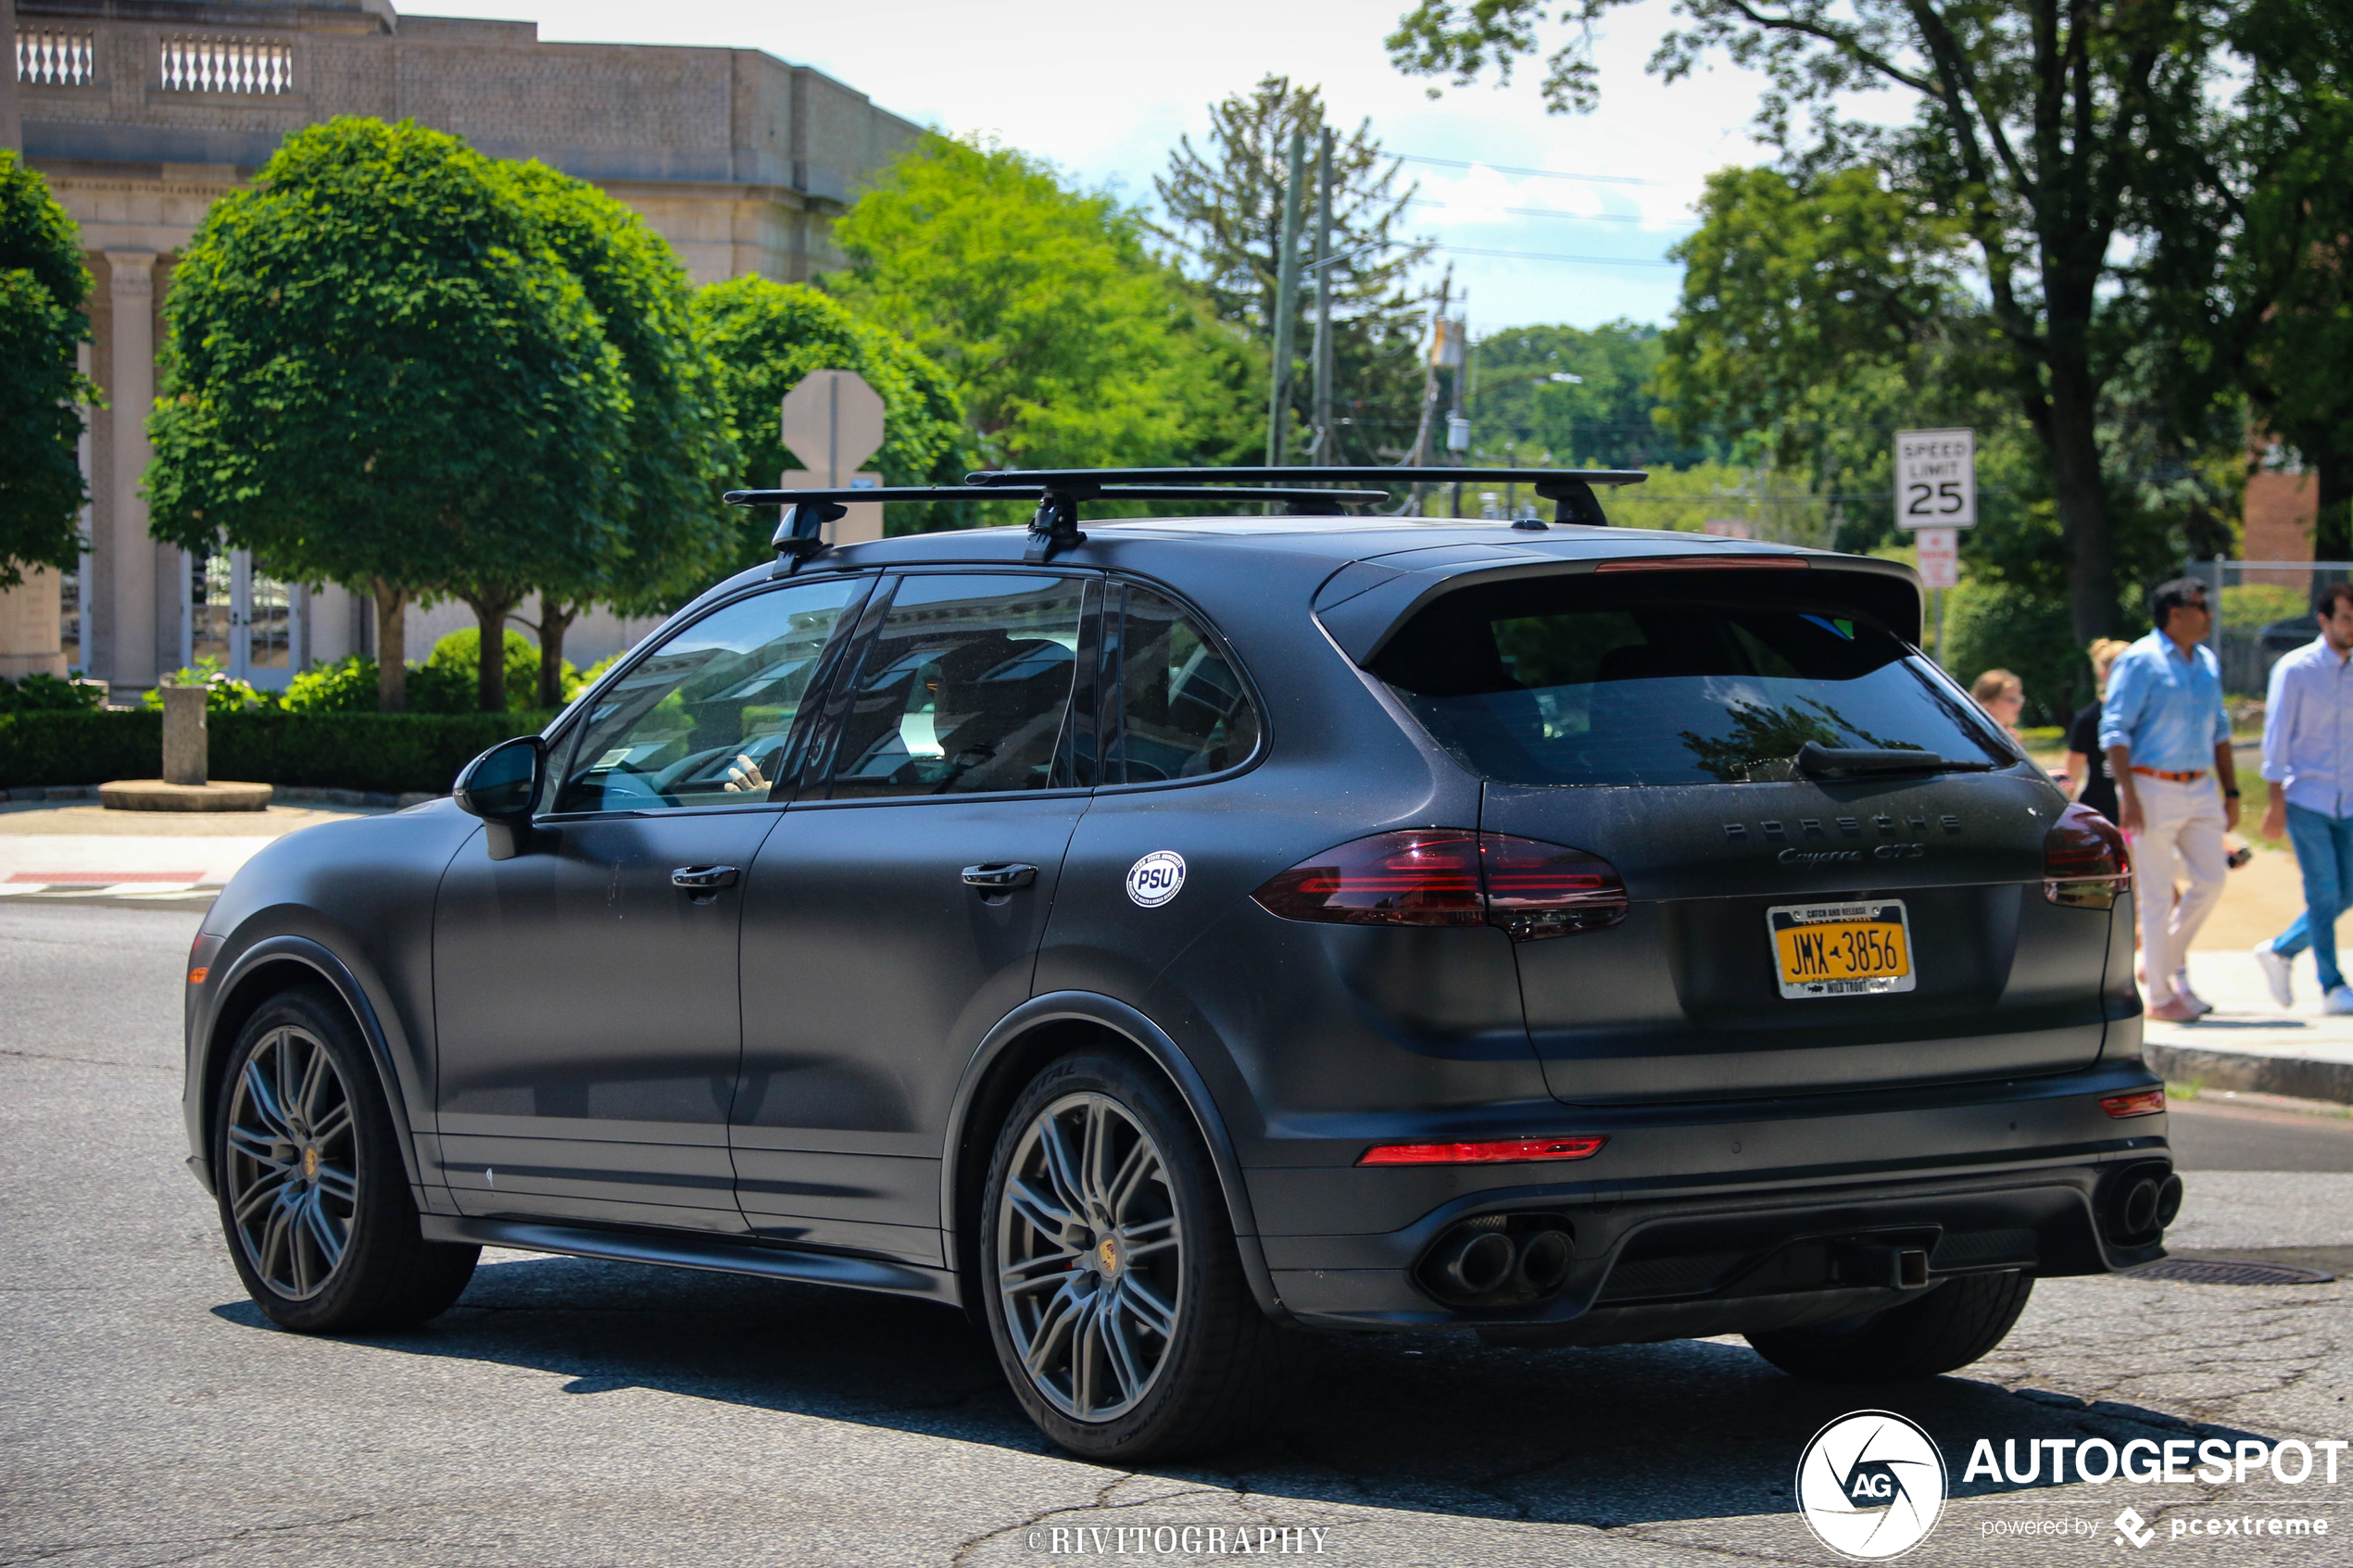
top-left (421, 1215), bottom-right (962, 1306)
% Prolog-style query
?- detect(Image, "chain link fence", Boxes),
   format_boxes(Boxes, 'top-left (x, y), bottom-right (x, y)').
top-left (2184, 558), bottom-right (2349, 713)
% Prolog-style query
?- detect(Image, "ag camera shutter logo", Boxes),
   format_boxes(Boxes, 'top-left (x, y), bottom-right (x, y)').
top-left (1125, 851), bottom-right (1187, 908)
top-left (1796, 1411), bottom-right (1947, 1560)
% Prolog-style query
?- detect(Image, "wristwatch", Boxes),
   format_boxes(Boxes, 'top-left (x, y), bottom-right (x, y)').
top-left (2225, 788), bottom-right (2242, 798)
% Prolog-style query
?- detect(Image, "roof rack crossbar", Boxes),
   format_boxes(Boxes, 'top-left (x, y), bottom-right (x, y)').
top-left (719, 464), bottom-right (1647, 565)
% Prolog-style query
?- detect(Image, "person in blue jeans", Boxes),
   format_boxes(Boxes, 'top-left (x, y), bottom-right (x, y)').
top-left (2254, 582), bottom-right (2353, 1012)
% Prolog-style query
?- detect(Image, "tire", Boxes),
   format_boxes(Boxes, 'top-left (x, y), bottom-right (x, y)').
top-left (1745, 1271), bottom-right (2034, 1383)
top-left (213, 986), bottom-right (479, 1333)
top-left (978, 1050), bottom-right (1285, 1461)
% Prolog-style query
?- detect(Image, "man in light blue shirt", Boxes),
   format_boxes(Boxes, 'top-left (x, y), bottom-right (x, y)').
top-left (2101, 578), bottom-right (2239, 1022)
top-left (2253, 583), bottom-right (2353, 1012)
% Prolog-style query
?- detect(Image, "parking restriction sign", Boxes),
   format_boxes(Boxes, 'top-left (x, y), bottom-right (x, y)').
top-left (1894, 428), bottom-right (1975, 530)
top-left (1915, 527), bottom-right (1959, 589)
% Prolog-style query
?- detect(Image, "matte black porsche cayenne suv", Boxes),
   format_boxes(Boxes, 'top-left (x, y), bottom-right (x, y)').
top-left (184, 469), bottom-right (2174, 1460)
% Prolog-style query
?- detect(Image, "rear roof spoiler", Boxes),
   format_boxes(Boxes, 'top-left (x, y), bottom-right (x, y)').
top-left (1314, 549), bottom-right (1925, 666)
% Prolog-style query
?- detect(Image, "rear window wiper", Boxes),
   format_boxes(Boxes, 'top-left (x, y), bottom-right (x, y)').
top-left (1795, 741), bottom-right (1997, 779)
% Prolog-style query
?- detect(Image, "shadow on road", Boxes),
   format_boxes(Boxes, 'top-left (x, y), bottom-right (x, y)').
top-left (212, 1256), bottom-right (2257, 1527)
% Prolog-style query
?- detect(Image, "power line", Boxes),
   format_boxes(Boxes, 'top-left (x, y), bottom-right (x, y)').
top-left (1395, 154), bottom-right (1672, 188)
top-left (1435, 245), bottom-right (1680, 268)
top-left (1406, 197), bottom-right (1699, 228)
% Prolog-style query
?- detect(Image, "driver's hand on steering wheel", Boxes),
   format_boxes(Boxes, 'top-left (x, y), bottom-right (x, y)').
top-left (723, 752), bottom-right (771, 794)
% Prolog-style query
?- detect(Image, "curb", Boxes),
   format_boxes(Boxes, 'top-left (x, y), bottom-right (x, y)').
top-left (2145, 1041), bottom-right (2353, 1107)
top-left (3, 784), bottom-right (442, 810)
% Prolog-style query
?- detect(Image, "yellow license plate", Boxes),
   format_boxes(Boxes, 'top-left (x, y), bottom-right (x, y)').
top-left (1768, 900), bottom-right (1915, 998)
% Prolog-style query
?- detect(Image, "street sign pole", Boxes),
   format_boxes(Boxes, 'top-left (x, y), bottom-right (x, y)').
top-left (781, 370), bottom-right (887, 545)
top-left (1894, 429), bottom-right (1975, 664)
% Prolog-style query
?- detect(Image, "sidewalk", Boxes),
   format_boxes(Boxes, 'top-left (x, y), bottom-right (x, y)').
top-left (2133, 834), bottom-right (2353, 1102)
top-left (0, 799), bottom-right (388, 905)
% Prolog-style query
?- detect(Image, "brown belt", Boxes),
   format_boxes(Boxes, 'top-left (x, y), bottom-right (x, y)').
top-left (2130, 766), bottom-right (2208, 783)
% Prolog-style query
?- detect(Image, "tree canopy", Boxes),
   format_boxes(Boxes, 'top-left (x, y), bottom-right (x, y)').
top-left (1460, 320), bottom-right (1704, 471)
top-left (0, 150), bottom-right (94, 592)
top-left (826, 134), bottom-right (1260, 507)
top-left (489, 159), bottom-right (738, 705)
top-left (693, 275), bottom-right (966, 559)
top-left (1387, 0), bottom-right (2334, 647)
top-left (1152, 76), bottom-right (1433, 464)
top-left (147, 118), bottom-right (642, 710)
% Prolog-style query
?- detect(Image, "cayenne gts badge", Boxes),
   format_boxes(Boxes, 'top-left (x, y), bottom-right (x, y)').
top-left (1126, 851), bottom-right (1187, 908)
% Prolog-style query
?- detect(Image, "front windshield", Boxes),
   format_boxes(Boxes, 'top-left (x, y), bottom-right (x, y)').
top-left (1369, 574), bottom-right (2010, 788)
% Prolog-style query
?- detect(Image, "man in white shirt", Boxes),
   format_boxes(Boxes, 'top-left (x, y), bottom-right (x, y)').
top-left (2254, 583), bottom-right (2353, 1011)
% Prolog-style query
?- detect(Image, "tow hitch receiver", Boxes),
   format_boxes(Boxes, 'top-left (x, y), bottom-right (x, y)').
top-left (1831, 1242), bottom-right (1932, 1290)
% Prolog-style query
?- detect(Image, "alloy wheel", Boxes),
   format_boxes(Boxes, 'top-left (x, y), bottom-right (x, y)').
top-left (222, 1024), bottom-right (359, 1300)
top-left (995, 1091), bottom-right (1184, 1422)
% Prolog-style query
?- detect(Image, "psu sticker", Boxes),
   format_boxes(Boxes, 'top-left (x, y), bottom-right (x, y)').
top-left (1125, 851), bottom-right (1188, 909)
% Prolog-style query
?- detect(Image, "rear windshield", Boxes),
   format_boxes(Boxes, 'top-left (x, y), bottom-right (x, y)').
top-left (1369, 573), bottom-right (2010, 787)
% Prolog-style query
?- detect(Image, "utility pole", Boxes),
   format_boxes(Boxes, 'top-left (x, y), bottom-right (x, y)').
top-left (1407, 266), bottom-right (1453, 516)
top-left (1447, 295), bottom-right (1470, 518)
top-left (1265, 128), bottom-right (1306, 467)
top-left (1310, 127), bottom-right (1336, 467)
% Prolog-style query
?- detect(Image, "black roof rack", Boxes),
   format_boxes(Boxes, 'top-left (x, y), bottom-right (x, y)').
top-left (721, 464), bottom-right (1646, 566)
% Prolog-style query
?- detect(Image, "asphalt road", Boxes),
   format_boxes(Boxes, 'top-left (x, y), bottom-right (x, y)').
top-left (5, 902), bottom-right (2352, 1568)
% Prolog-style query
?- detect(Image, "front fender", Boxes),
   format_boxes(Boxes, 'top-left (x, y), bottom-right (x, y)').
top-left (184, 928), bottom-right (434, 1204)
top-left (938, 990), bottom-right (1288, 1324)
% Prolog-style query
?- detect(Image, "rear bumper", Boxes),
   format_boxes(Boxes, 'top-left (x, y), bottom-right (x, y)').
top-left (1246, 1058), bottom-right (2170, 1330)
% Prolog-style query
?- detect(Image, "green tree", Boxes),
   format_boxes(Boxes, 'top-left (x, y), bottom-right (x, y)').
top-left (147, 118), bottom-right (633, 711)
top-left (1386, 0), bottom-right (2308, 647)
top-left (2138, 0), bottom-right (2353, 561)
top-left (827, 134), bottom-right (1257, 503)
top-left (1462, 320), bottom-right (1705, 470)
top-left (1151, 76), bottom-right (1433, 463)
top-left (693, 276), bottom-right (967, 560)
top-left (0, 150), bottom-right (94, 590)
top-left (494, 161), bottom-right (738, 706)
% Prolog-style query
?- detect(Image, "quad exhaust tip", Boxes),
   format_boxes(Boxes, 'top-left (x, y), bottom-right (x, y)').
top-left (1421, 1214), bottom-right (1576, 1308)
top-left (2100, 1161), bottom-right (2183, 1247)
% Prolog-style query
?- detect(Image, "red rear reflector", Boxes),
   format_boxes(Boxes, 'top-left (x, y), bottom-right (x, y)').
top-left (1358, 1135), bottom-right (1607, 1166)
top-left (2045, 802), bottom-right (2132, 909)
top-left (2101, 1089), bottom-right (2165, 1119)
top-left (1592, 556), bottom-right (1807, 572)
top-left (1252, 830), bottom-right (1627, 940)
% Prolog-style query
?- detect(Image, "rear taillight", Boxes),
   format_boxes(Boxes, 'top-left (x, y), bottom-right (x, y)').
top-left (1358, 1135), bottom-right (1606, 1166)
top-left (2045, 803), bottom-right (2131, 909)
top-left (1252, 830), bottom-right (1627, 941)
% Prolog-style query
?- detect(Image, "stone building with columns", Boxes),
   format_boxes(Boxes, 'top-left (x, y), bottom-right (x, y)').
top-left (2, 0), bottom-right (918, 692)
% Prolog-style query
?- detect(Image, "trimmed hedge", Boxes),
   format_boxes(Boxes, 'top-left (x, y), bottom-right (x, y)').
top-left (0, 709), bottom-right (552, 795)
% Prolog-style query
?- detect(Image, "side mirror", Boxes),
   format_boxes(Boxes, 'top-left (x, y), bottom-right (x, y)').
top-left (453, 735), bottom-right (547, 860)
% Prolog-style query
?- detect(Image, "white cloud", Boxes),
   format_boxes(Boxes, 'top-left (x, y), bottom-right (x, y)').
top-left (409, 0), bottom-right (1794, 326)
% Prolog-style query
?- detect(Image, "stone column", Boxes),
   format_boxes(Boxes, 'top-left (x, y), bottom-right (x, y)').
top-left (161, 684), bottom-right (207, 786)
top-left (0, 568), bottom-right (66, 680)
top-left (103, 250), bottom-right (157, 690)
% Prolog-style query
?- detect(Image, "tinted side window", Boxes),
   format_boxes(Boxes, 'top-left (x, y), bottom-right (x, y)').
top-left (1107, 585), bottom-right (1260, 784)
top-left (822, 573), bottom-right (1086, 799)
top-left (552, 577), bottom-right (861, 813)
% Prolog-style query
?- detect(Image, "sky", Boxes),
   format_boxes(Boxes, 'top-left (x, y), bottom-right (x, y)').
top-left (409, 0), bottom-right (1811, 332)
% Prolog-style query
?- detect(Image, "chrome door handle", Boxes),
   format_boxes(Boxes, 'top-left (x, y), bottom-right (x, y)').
top-left (672, 865), bottom-right (740, 891)
top-left (962, 862), bottom-right (1038, 890)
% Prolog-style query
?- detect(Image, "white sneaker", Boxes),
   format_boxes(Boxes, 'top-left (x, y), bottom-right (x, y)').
top-left (2255, 939), bottom-right (2296, 1009)
top-left (2326, 985), bottom-right (2353, 1016)
top-left (2171, 970), bottom-right (2214, 1017)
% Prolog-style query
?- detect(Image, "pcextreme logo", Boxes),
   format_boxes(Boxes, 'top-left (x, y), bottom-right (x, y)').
top-left (1796, 1411), bottom-right (1948, 1560)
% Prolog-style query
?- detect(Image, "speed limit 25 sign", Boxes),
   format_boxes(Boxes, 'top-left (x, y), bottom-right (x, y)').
top-left (1894, 428), bottom-right (1976, 530)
